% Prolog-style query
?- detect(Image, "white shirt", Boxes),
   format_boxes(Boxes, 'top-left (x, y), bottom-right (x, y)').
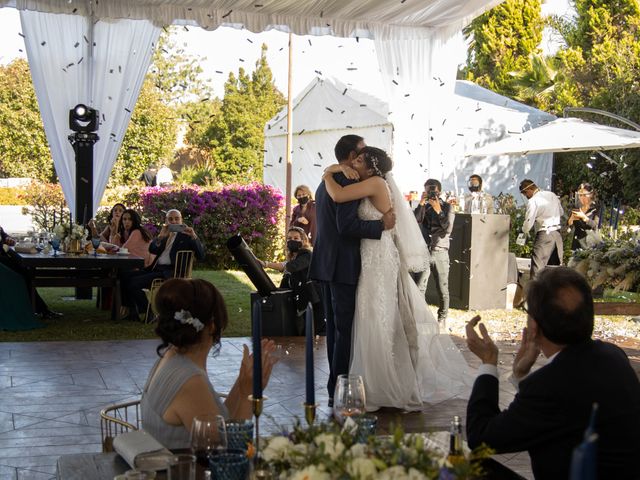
top-left (477, 350), bottom-right (561, 392)
top-left (156, 166), bottom-right (173, 185)
top-left (156, 233), bottom-right (176, 266)
top-left (522, 190), bottom-right (564, 235)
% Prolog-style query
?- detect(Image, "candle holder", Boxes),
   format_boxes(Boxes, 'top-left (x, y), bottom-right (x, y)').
top-left (303, 403), bottom-right (317, 426)
top-left (249, 395), bottom-right (269, 479)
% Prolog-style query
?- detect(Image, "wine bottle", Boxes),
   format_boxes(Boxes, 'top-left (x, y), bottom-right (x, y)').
top-left (447, 415), bottom-right (465, 464)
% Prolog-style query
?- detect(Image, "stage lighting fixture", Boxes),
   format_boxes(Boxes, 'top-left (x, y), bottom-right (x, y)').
top-left (69, 104), bottom-right (99, 133)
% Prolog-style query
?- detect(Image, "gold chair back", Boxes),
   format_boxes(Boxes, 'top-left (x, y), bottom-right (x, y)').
top-left (100, 399), bottom-right (141, 452)
top-left (144, 277), bottom-right (166, 323)
top-left (174, 250), bottom-right (194, 279)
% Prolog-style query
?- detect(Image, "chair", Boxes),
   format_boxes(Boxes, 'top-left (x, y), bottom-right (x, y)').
top-left (144, 278), bottom-right (165, 324)
top-left (143, 250), bottom-right (195, 323)
top-left (174, 250), bottom-right (194, 279)
top-left (100, 399), bottom-right (141, 452)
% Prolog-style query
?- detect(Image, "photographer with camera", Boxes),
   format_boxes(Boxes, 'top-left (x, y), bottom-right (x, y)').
top-left (412, 179), bottom-right (455, 325)
top-left (121, 209), bottom-right (205, 321)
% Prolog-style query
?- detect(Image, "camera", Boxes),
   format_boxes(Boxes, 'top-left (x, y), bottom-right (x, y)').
top-left (427, 185), bottom-right (440, 200)
top-left (168, 224), bottom-right (186, 233)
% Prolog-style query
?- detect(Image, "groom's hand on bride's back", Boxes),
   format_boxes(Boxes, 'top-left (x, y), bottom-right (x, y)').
top-left (382, 209), bottom-right (396, 230)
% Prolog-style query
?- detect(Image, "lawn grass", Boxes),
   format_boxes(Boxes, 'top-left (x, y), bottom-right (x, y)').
top-left (0, 270), bottom-right (282, 342)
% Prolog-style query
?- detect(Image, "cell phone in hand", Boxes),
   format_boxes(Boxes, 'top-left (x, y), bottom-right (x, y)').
top-left (168, 224), bottom-right (186, 233)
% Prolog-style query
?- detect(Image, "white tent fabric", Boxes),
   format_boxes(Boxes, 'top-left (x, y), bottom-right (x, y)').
top-left (264, 79), bottom-right (557, 199)
top-left (467, 117), bottom-right (640, 156)
top-left (438, 80), bottom-right (557, 197)
top-left (263, 77), bottom-right (392, 191)
top-left (4, 0), bottom-right (503, 37)
top-left (20, 10), bottom-right (160, 217)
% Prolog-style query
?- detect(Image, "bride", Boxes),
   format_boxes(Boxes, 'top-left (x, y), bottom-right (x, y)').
top-left (322, 146), bottom-right (472, 411)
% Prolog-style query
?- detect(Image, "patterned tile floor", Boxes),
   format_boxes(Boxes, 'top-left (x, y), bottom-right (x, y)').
top-left (5, 333), bottom-right (638, 479)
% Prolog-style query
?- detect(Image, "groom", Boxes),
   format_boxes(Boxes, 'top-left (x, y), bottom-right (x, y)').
top-left (310, 134), bottom-right (396, 406)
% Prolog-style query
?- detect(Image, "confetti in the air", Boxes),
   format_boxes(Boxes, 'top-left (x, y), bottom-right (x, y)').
top-left (222, 10), bottom-right (233, 18)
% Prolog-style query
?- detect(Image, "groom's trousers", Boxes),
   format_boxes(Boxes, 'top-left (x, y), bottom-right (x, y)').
top-left (321, 281), bottom-right (357, 399)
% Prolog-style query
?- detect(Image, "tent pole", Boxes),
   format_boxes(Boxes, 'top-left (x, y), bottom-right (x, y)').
top-left (284, 32), bottom-right (294, 234)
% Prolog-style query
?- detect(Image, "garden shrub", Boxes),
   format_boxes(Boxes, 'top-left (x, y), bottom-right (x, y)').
top-left (19, 181), bottom-right (68, 232)
top-left (0, 187), bottom-right (23, 205)
top-left (136, 183), bottom-right (284, 269)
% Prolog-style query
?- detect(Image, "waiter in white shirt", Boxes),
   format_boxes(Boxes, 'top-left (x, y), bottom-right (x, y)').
top-left (519, 179), bottom-right (564, 278)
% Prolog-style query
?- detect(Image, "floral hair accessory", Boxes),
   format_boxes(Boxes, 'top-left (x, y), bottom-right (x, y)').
top-left (369, 155), bottom-right (383, 177)
top-left (174, 309), bottom-right (204, 332)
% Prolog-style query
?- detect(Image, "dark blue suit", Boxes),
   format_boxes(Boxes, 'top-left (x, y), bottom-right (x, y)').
top-left (467, 340), bottom-right (640, 479)
top-left (309, 172), bottom-right (383, 398)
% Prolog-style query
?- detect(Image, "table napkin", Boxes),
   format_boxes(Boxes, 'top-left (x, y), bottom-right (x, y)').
top-left (112, 430), bottom-right (173, 471)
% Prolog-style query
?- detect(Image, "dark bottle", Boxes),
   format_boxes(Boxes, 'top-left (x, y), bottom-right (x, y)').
top-left (448, 415), bottom-right (464, 464)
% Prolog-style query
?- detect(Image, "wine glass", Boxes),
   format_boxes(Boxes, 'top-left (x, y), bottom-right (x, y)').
top-left (50, 237), bottom-right (61, 257)
top-left (333, 374), bottom-right (367, 425)
top-left (190, 414), bottom-right (227, 468)
top-left (91, 237), bottom-right (101, 257)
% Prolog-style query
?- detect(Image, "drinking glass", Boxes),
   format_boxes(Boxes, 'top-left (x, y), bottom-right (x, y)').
top-left (190, 414), bottom-right (227, 468)
top-left (167, 454), bottom-right (196, 480)
top-left (91, 237), bottom-right (101, 257)
top-left (333, 374), bottom-right (366, 425)
top-left (50, 237), bottom-right (61, 257)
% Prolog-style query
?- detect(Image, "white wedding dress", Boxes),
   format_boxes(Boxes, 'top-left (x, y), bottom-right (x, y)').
top-left (349, 185), bottom-right (473, 411)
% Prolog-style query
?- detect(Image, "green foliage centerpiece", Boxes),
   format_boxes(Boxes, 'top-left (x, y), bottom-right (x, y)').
top-left (260, 420), bottom-right (490, 479)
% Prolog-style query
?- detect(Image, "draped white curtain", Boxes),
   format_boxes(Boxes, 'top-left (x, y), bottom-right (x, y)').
top-left (20, 10), bottom-right (160, 217)
top-left (373, 25), bottom-right (464, 190)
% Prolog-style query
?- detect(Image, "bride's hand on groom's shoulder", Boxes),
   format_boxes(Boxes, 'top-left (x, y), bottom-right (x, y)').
top-left (339, 164), bottom-right (360, 180)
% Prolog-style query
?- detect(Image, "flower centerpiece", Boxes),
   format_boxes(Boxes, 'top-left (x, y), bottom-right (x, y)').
top-left (260, 420), bottom-right (490, 479)
top-left (53, 222), bottom-right (87, 253)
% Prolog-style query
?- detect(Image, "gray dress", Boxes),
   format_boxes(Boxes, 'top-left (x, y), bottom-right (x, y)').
top-left (141, 354), bottom-right (229, 449)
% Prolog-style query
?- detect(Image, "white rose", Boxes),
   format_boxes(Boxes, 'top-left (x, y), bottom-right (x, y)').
top-left (346, 457), bottom-right (378, 479)
top-left (290, 465), bottom-right (331, 480)
top-left (349, 443), bottom-right (367, 459)
top-left (314, 433), bottom-right (345, 461)
top-left (262, 436), bottom-right (293, 462)
top-left (288, 443), bottom-right (310, 468)
top-left (376, 466), bottom-right (409, 480)
top-left (406, 468), bottom-right (428, 480)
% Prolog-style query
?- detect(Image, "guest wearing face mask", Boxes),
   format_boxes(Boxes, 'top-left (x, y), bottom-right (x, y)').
top-left (291, 185), bottom-right (317, 245)
top-left (464, 174), bottom-right (494, 214)
top-left (260, 226), bottom-right (325, 336)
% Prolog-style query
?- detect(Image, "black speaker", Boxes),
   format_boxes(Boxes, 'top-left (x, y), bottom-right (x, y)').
top-left (250, 290), bottom-right (299, 336)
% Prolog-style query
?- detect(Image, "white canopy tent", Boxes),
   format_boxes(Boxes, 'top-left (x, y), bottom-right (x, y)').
top-left (438, 80), bottom-right (557, 197)
top-left (467, 117), bottom-right (640, 156)
top-left (264, 78), bottom-right (557, 199)
top-left (1, 0), bottom-right (503, 216)
top-left (264, 77), bottom-right (393, 192)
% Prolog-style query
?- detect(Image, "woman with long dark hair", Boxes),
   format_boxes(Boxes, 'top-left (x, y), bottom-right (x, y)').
top-left (115, 209), bottom-right (153, 265)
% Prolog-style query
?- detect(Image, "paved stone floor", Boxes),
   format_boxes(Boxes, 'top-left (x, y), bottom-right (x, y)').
top-left (3, 335), bottom-right (638, 480)
top-left (0, 335), bottom-right (541, 480)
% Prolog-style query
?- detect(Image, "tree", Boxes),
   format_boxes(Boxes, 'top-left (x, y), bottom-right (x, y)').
top-left (463, 0), bottom-right (544, 98)
top-left (199, 45), bottom-right (285, 184)
top-left (549, 0), bottom-right (640, 204)
top-left (109, 80), bottom-right (177, 186)
top-left (0, 59), bottom-right (54, 181)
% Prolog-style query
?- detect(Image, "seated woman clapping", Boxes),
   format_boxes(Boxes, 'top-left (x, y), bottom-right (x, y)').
top-left (140, 278), bottom-right (278, 449)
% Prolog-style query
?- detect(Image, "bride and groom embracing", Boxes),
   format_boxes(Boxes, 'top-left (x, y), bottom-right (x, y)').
top-left (309, 135), bottom-right (471, 412)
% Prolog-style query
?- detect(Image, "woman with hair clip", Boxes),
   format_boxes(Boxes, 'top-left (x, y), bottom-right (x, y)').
top-left (322, 146), bottom-right (472, 412)
top-left (567, 183), bottom-right (599, 250)
top-left (140, 278), bottom-right (278, 449)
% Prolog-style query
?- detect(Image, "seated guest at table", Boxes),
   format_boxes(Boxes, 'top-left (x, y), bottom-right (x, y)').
top-left (88, 203), bottom-right (126, 245)
top-left (141, 278), bottom-right (278, 449)
top-left (465, 267), bottom-right (640, 479)
top-left (113, 209), bottom-right (154, 266)
top-left (121, 209), bottom-right (205, 321)
top-left (259, 226), bottom-right (325, 335)
top-left (0, 226), bottom-right (61, 319)
top-left (0, 262), bottom-right (44, 331)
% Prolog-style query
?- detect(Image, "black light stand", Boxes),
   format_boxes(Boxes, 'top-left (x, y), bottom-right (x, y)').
top-left (68, 104), bottom-right (99, 299)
